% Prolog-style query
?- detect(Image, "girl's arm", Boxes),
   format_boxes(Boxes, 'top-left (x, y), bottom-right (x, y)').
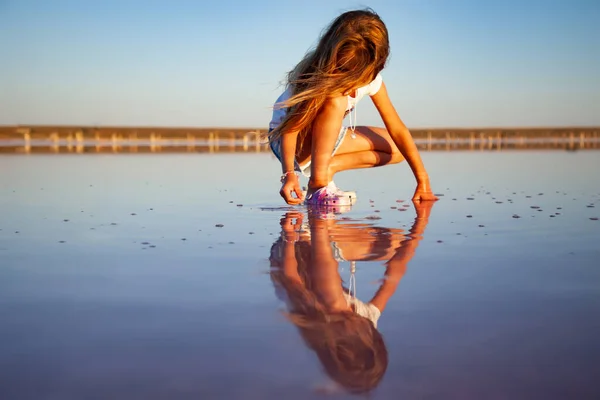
top-left (279, 212), bottom-right (304, 284)
top-left (370, 83), bottom-right (438, 201)
top-left (279, 130), bottom-right (304, 204)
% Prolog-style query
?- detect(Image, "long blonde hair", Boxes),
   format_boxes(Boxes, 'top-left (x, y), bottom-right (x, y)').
top-left (269, 9), bottom-right (390, 154)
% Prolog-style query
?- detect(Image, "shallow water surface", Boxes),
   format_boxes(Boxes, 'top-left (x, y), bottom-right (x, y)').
top-left (1, 152), bottom-right (599, 399)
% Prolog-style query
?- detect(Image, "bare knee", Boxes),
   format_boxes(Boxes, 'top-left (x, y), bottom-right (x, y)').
top-left (390, 148), bottom-right (404, 164)
top-left (368, 127), bottom-right (403, 164)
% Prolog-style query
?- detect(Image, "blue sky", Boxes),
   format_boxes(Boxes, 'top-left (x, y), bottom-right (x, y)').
top-left (1, 0), bottom-right (599, 128)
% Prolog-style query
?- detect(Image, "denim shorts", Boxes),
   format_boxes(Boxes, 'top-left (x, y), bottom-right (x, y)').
top-left (268, 126), bottom-right (348, 177)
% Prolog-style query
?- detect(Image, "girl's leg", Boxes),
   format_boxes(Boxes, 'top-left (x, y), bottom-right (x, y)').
top-left (324, 126), bottom-right (405, 183)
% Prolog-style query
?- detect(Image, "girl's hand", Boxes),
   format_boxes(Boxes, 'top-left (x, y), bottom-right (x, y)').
top-left (412, 181), bottom-right (438, 202)
top-left (279, 174), bottom-right (304, 205)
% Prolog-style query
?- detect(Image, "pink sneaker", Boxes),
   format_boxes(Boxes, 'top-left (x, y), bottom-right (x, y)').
top-left (305, 182), bottom-right (355, 207)
top-left (303, 181), bottom-right (356, 203)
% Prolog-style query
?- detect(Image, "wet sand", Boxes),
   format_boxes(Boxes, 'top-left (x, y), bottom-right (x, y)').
top-left (1, 152), bottom-right (599, 399)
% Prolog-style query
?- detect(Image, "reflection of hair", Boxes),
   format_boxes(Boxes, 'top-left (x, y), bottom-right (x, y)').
top-left (269, 239), bottom-right (388, 394)
top-left (269, 9), bottom-right (390, 155)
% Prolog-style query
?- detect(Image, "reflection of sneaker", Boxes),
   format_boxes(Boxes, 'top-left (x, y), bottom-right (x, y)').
top-left (308, 204), bottom-right (352, 219)
top-left (305, 182), bottom-right (355, 207)
top-left (304, 181), bottom-right (356, 206)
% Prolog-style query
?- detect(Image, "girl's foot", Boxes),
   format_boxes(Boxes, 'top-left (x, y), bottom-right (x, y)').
top-left (305, 182), bottom-right (356, 207)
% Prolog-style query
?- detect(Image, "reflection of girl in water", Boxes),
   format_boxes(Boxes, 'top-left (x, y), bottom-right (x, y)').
top-left (269, 202), bottom-right (433, 394)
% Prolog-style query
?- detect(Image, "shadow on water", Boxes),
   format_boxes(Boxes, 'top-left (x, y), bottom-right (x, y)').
top-left (267, 201), bottom-right (434, 396)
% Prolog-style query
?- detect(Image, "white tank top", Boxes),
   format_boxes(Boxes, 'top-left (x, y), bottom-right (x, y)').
top-left (269, 73), bottom-right (384, 130)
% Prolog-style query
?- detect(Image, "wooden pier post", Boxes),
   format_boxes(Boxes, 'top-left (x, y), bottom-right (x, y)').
top-left (50, 132), bottom-right (59, 153)
top-left (75, 130), bottom-right (84, 153)
top-left (427, 131), bottom-right (432, 151)
top-left (496, 131), bottom-right (502, 151)
top-left (187, 133), bottom-right (195, 152)
top-left (569, 131), bottom-right (574, 150)
top-left (16, 128), bottom-right (31, 154)
top-left (66, 133), bottom-right (73, 152)
top-left (150, 132), bottom-right (156, 152)
top-left (111, 133), bottom-right (118, 152)
top-left (95, 132), bottom-right (101, 152)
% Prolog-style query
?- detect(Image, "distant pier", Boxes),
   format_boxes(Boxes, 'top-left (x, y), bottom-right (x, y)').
top-left (0, 125), bottom-right (598, 154)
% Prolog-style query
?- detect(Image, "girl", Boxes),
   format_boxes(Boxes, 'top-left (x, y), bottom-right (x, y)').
top-left (268, 9), bottom-right (438, 206)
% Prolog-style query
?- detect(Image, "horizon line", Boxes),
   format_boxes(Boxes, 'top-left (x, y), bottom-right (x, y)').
top-left (2, 124), bottom-right (599, 131)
